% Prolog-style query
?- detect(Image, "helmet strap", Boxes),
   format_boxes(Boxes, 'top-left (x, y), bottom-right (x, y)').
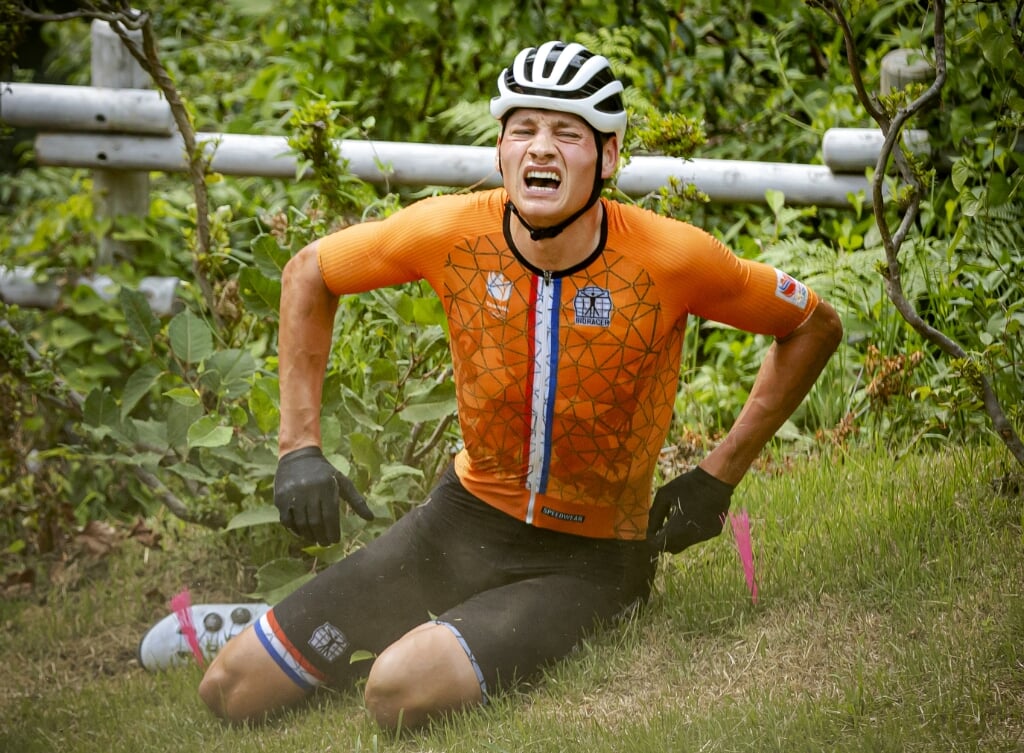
top-left (508, 128), bottom-right (605, 242)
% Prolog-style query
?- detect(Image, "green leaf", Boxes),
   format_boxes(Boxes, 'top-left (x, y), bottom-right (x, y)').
top-left (75, 360), bottom-right (122, 385)
top-left (165, 460), bottom-right (217, 485)
top-left (765, 189), bottom-right (785, 217)
top-left (248, 378), bottom-right (279, 434)
top-left (400, 379), bottom-right (456, 423)
top-left (250, 234), bottom-right (292, 279)
top-left (225, 505), bottom-right (281, 531)
top-left (187, 415), bottom-right (233, 448)
top-left (127, 419), bottom-right (169, 455)
top-left (204, 348), bottom-right (257, 397)
top-left (166, 402), bottom-right (204, 450)
top-left (249, 558), bottom-right (315, 604)
top-left (378, 463), bottom-right (424, 483)
top-left (119, 287), bottom-right (161, 350)
top-left (46, 317), bottom-right (94, 350)
top-left (367, 357), bottom-right (399, 383)
top-left (225, 0), bottom-right (276, 18)
top-left (121, 363), bottom-right (162, 419)
top-left (238, 267), bottom-right (282, 317)
top-left (951, 158), bottom-right (971, 192)
top-left (83, 387), bottom-right (119, 429)
top-left (410, 295), bottom-right (446, 326)
top-left (164, 387), bottom-right (202, 407)
top-left (168, 310), bottom-right (214, 364)
top-left (344, 394), bottom-right (385, 432)
top-left (350, 432), bottom-right (383, 477)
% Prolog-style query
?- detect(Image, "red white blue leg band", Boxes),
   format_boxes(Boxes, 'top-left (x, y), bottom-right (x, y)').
top-left (253, 611), bottom-right (326, 692)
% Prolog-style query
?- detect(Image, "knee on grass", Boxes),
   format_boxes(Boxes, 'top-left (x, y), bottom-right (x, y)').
top-left (198, 658), bottom-right (245, 721)
top-left (363, 623), bottom-right (485, 730)
top-left (197, 634), bottom-right (309, 723)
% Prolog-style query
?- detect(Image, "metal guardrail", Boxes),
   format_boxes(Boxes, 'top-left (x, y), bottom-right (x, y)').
top-left (0, 266), bottom-right (179, 316)
top-left (2, 82), bottom-right (878, 207)
top-left (0, 31), bottom-right (939, 314)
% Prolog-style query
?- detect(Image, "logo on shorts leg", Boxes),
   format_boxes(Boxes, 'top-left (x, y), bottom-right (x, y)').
top-left (308, 622), bottom-right (349, 663)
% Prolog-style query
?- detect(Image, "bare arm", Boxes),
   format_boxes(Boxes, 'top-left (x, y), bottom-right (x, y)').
top-left (277, 241), bottom-right (339, 457)
top-left (699, 300), bottom-right (844, 485)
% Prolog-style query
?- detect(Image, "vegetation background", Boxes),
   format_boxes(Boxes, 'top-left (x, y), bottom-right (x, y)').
top-left (0, 0), bottom-right (1021, 750)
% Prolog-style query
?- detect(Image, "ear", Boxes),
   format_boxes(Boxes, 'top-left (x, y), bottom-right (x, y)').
top-left (494, 133), bottom-right (503, 175)
top-left (600, 135), bottom-right (619, 180)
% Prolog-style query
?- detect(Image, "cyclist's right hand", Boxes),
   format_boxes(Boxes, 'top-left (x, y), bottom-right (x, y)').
top-left (273, 447), bottom-right (374, 546)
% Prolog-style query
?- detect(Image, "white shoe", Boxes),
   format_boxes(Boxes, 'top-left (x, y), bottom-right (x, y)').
top-left (138, 603), bottom-right (270, 671)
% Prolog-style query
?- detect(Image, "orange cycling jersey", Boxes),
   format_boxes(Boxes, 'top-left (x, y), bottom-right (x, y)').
top-left (318, 188), bottom-right (819, 540)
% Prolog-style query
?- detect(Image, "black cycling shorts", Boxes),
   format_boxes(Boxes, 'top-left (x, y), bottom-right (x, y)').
top-left (259, 465), bottom-right (656, 698)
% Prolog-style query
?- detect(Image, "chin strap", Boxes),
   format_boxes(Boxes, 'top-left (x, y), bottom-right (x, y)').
top-left (509, 193), bottom-right (600, 241)
top-left (508, 128), bottom-right (606, 241)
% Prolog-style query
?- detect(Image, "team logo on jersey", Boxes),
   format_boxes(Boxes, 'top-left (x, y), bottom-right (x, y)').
top-left (573, 285), bottom-right (612, 327)
top-left (774, 268), bottom-right (809, 309)
top-left (485, 271), bottom-right (513, 319)
top-left (308, 622), bottom-right (349, 663)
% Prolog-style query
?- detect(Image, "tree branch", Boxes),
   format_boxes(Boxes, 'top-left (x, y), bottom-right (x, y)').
top-left (820, 0), bottom-right (1024, 466)
top-left (410, 413), bottom-right (457, 466)
top-left (17, 0), bottom-right (145, 29)
top-left (103, 16), bottom-right (223, 330)
top-left (818, 0), bottom-right (888, 126)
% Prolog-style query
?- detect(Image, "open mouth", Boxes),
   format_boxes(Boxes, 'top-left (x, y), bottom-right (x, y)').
top-left (524, 170), bottom-right (561, 191)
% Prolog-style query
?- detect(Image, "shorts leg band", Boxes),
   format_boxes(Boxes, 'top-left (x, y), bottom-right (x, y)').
top-left (254, 612), bottom-right (325, 692)
top-left (434, 620), bottom-right (489, 705)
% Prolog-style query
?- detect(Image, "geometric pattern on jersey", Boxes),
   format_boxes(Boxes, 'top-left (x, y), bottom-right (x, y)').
top-left (445, 231), bottom-right (680, 540)
top-left (316, 189), bottom-right (818, 541)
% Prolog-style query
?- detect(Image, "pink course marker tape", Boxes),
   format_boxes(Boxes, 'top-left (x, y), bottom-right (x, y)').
top-left (170, 589), bottom-right (206, 668)
top-left (728, 510), bottom-right (759, 604)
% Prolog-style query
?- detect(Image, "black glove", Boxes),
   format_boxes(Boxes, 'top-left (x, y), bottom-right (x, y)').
top-left (648, 466), bottom-right (735, 554)
top-left (273, 447), bottom-right (374, 545)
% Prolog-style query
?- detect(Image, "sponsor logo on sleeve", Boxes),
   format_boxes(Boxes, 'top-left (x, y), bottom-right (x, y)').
top-left (774, 268), bottom-right (809, 309)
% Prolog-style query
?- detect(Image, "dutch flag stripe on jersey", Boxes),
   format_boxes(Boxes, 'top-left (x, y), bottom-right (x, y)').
top-left (523, 275), bottom-right (560, 523)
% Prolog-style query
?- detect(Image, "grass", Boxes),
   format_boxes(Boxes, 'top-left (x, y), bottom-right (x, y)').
top-left (2, 442), bottom-right (1022, 752)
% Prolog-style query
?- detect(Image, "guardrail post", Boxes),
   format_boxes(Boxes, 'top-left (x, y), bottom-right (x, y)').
top-left (880, 48), bottom-right (935, 96)
top-left (90, 19), bottom-right (150, 266)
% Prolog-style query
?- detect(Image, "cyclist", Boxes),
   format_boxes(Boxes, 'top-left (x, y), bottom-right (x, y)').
top-left (198, 40), bottom-right (842, 729)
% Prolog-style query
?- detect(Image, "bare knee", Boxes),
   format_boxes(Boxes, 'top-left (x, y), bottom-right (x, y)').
top-left (364, 623), bottom-right (483, 730)
top-left (363, 645), bottom-right (416, 729)
top-left (198, 654), bottom-right (237, 720)
top-left (197, 627), bottom-right (308, 723)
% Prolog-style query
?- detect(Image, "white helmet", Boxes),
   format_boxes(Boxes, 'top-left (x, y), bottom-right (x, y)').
top-left (491, 41), bottom-right (626, 145)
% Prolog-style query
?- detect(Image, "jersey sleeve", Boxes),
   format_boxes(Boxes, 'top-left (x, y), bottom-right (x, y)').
top-left (316, 201), bottom-right (435, 295)
top-left (316, 190), bottom-right (507, 296)
top-left (607, 203), bottom-right (819, 339)
top-left (665, 222), bottom-right (819, 339)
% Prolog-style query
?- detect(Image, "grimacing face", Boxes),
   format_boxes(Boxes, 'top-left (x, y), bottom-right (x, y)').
top-left (496, 108), bottom-right (618, 230)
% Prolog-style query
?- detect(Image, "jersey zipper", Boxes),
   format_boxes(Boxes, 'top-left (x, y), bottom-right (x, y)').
top-left (524, 271), bottom-right (559, 525)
